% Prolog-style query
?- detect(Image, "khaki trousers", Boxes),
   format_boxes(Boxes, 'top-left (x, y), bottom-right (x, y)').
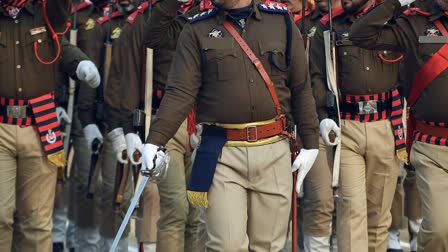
top-left (302, 137), bottom-right (334, 237)
top-left (337, 120), bottom-right (399, 252)
top-left (156, 120), bottom-right (202, 252)
top-left (411, 141), bottom-right (448, 252)
top-left (0, 124), bottom-right (57, 252)
top-left (390, 167), bottom-right (422, 230)
top-left (99, 136), bottom-right (133, 239)
top-left (205, 139), bottom-right (292, 252)
top-left (136, 182), bottom-right (160, 243)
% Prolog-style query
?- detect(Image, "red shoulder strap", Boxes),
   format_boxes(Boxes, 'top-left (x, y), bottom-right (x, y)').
top-left (409, 20), bottom-right (448, 106)
top-left (403, 8), bottom-right (430, 17)
top-left (97, 10), bottom-right (123, 25)
top-left (71, 1), bottom-right (93, 15)
top-left (320, 5), bottom-right (344, 25)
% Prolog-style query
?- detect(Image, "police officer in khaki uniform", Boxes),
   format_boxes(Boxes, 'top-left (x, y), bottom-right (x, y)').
top-left (138, 0), bottom-right (321, 251)
top-left (84, 2), bottom-right (132, 251)
top-left (309, 0), bottom-right (406, 251)
top-left (0, 1), bottom-right (101, 251)
top-left (286, 0), bottom-right (342, 251)
top-left (351, 0), bottom-right (448, 250)
top-left (388, 164), bottom-right (422, 252)
top-left (105, 2), bottom-right (161, 251)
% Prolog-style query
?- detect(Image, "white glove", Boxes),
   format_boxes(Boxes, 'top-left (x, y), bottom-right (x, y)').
top-left (190, 125), bottom-right (203, 162)
top-left (55, 106), bottom-right (71, 124)
top-left (125, 133), bottom-right (144, 165)
top-left (178, 0), bottom-right (190, 3)
top-left (319, 119), bottom-right (341, 146)
top-left (83, 124), bottom-right (103, 152)
top-left (398, 0), bottom-right (415, 6)
top-left (292, 149), bottom-right (319, 194)
top-left (76, 60), bottom-right (101, 88)
top-left (108, 128), bottom-right (128, 164)
top-left (141, 144), bottom-right (166, 171)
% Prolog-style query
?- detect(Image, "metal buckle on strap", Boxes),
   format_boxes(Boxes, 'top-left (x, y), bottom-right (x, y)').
top-left (246, 126), bottom-right (258, 142)
top-left (357, 100), bottom-right (378, 115)
top-left (7, 105), bottom-right (27, 119)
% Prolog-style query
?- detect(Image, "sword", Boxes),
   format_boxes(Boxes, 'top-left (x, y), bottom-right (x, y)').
top-left (110, 148), bottom-right (169, 252)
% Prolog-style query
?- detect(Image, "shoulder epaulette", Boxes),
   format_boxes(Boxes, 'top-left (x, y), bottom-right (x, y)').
top-left (71, 1), bottom-right (93, 15)
top-left (187, 8), bottom-right (218, 23)
top-left (126, 2), bottom-right (150, 24)
top-left (199, 0), bottom-right (214, 12)
top-left (258, 1), bottom-right (289, 14)
top-left (403, 8), bottom-right (430, 17)
top-left (97, 11), bottom-right (124, 25)
top-left (320, 5), bottom-right (344, 25)
top-left (293, 7), bottom-right (313, 23)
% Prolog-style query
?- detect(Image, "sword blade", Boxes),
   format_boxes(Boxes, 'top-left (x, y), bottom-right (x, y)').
top-left (109, 175), bottom-right (149, 252)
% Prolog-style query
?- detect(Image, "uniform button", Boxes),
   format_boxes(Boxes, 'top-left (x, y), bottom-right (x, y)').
top-left (343, 52), bottom-right (347, 56)
top-left (18, 88), bottom-right (22, 92)
top-left (16, 65), bottom-right (21, 69)
top-left (15, 40), bottom-right (20, 45)
top-left (383, 51), bottom-right (388, 54)
top-left (368, 89), bottom-right (372, 92)
top-left (14, 19), bottom-right (19, 24)
top-left (37, 39), bottom-right (42, 43)
top-left (365, 67), bottom-right (370, 71)
top-left (249, 79), bottom-right (254, 83)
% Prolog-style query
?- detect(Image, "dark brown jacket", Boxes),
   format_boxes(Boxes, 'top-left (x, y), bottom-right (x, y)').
top-left (350, 0), bottom-right (448, 122)
top-left (147, 0), bottom-right (319, 149)
top-left (0, 1), bottom-right (89, 100)
top-left (309, 4), bottom-right (403, 121)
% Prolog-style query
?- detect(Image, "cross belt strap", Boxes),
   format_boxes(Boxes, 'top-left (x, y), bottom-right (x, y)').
top-left (407, 19), bottom-right (448, 162)
top-left (223, 20), bottom-right (282, 116)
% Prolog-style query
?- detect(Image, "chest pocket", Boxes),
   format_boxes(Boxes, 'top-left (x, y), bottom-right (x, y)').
top-left (418, 42), bottom-right (448, 78)
top-left (337, 46), bottom-right (360, 73)
top-left (202, 37), bottom-right (240, 81)
top-left (26, 30), bottom-right (52, 64)
top-left (370, 50), bottom-right (402, 72)
top-left (258, 41), bottom-right (286, 77)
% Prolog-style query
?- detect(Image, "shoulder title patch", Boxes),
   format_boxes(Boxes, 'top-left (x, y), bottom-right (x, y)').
top-left (187, 8), bottom-right (218, 24)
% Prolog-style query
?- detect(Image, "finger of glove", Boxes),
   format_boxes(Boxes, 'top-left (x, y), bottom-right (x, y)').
top-left (292, 157), bottom-right (302, 173)
top-left (322, 133), bottom-right (333, 146)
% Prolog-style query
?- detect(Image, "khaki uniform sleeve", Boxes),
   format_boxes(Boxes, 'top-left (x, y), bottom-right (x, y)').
top-left (350, 0), bottom-right (415, 52)
top-left (289, 19), bottom-right (319, 149)
top-left (77, 25), bottom-right (104, 128)
top-left (143, 0), bottom-right (192, 50)
top-left (308, 24), bottom-right (329, 122)
top-left (47, 0), bottom-right (71, 32)
top-left (59, 36), bottom-right (90, 80)
top-left (147, 23), bottom-right (201, 145)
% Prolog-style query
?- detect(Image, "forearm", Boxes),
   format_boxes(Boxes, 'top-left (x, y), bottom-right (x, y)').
top-left (59, 37), bottom-right (90, 79)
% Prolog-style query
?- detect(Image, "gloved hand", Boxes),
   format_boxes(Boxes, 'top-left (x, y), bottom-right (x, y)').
top-left (178, 0), bottom-right (190, 3)
top-left (83, 124), bottom-right (104, 152)
top-left (292, 149), bottom-right (319, 194)
top-left (398, 0), bottom-right (415, 6)
top-left (319, 119), bottom-right (341, 146)
top-left (141, 144), bottom-right (167, 171)
top-left (108, 128), bottom-right (128, 164)
top-left (55, 106), bottom-right (71, 124)
top-left (125, 133), bottom-right (144, 165)
top-left (76, 60), bottom-right (101, 88)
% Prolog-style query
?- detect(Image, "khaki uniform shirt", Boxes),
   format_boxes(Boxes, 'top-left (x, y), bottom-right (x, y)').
top-left (0, 1), bottom-right (89, 100)
top-left (350, 0), bottom-right (448, 122)
top-left (147, 0), bottom-right (319, 149)
top-left (309, 5), bottom-right (402, 121)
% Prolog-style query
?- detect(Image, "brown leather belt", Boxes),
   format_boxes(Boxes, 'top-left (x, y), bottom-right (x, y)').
top-left (225, 117), bottom-right (286, 142)
top-left (416, 121), bottom-right (448, 139)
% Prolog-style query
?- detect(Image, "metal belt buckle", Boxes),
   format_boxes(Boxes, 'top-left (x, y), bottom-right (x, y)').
top-left (357, 100), bottom-right (378, 115)
top-left (7, 105), bottom-right (27, 119)
top-left (246, 126), bottom-right (258, 142)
